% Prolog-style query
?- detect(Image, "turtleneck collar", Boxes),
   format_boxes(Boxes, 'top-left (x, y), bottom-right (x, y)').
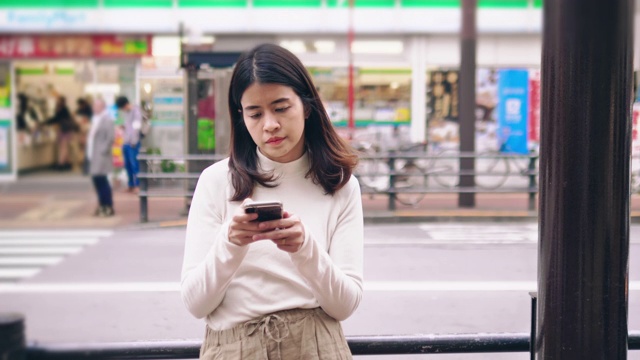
top-left (256, 147), bottom-right (309, 177)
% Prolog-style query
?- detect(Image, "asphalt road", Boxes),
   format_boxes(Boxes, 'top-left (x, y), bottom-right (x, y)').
top-left (0, 223), bottom-right (639, 359)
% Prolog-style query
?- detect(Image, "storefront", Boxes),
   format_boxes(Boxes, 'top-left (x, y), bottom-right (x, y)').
top-left (0, 0), bottom-right (551, 180)
top-left (0, 34), bottom-right (151, 175)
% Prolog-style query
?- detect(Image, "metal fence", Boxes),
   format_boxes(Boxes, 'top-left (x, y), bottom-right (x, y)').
top-left (16, 332), bottom-right (640, 359)
top-left (137, 152), bottom-right (539, 222)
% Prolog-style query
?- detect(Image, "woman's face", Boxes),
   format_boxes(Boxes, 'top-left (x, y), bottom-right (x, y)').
top-left (240, 82), bottom-right (306, 163)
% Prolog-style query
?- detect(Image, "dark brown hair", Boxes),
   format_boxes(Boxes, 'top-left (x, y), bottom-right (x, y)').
top-left (228, 43), bottom-right (357, 201)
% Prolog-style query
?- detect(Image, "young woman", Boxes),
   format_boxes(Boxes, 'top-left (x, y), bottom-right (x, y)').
top-left (181, 43), bottom-right (364, 359)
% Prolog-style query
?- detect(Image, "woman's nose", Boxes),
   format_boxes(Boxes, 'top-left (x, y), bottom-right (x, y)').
top-left (263, 114), bottom-right (280, 132)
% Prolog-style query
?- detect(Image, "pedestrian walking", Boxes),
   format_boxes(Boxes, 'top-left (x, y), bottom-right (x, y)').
top-left (115, 95), bottom-right (142, 193)
top-left (87, 98), bottom-right (115, 217)
top-left (181, 43), bottom-right (364, 359)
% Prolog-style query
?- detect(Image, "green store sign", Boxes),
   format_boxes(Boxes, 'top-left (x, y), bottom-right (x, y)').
top-left (0, 0), bottom-right (542, 8)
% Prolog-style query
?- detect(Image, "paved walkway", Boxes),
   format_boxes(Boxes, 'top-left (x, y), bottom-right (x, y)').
top-left (1, 170), bottom-right (638, 229)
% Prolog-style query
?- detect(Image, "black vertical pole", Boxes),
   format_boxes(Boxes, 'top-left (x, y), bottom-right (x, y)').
top-left (139, 158), bottom-right (148, 223)
top-left (458, 0), bottom-right (476, 208)
top-left (184, 66), bottom-right (199, 212)
top-left (0, 313), bottom-right (25, 360)
top-left (537, 0), bottom-right (633, 358)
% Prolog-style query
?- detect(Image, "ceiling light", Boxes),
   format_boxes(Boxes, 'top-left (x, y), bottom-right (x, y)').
top-left (314, 40), bottom-right (336, 54)
top-left (280, 40), bottom-right (307, 54)
top-left (351, 40), bottom-right (403, 54)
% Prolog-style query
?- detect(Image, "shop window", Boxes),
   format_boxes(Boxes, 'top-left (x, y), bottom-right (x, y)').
top-left (310, 67), bottom-right (412, 127)
top-left (139, 78), bottom-right (185, 156)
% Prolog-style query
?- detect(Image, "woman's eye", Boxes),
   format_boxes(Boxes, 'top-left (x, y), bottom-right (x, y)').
top-left (249, 113), bottom-right (261, 119)
top-left (275, 106), bottom-right (291, 113)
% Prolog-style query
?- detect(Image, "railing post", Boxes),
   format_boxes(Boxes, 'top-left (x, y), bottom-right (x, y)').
top-left (529, 292), bottom-right (537, 360)
top-left (0, 313), bottom-right (26, 360)
top-left (139, 157), bottom-right (148, 223)
top-left (387, 151), bottom-right (396, 211)
top-left (528, 154), bottom-right (537, 211)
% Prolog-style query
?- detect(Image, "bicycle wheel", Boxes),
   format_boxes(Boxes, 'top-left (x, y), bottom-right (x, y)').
top-left (432, 149), bottom-right (460, 188)
top-left (475, 152), bottom-right (510, 189)
top-left (355, 157), bottom-right (390, 192)
top-left (395, 161), bottom-right (427, 207)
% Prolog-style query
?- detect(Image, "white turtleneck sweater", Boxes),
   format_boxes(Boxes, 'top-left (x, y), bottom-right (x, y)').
top-left (180, 150), bottom-right (364, 330)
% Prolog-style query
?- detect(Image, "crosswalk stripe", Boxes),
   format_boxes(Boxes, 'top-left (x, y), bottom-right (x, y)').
top-left (0, 247), bottom-right (83, 255)
top-left (0, 268), bottom-right (41, 279)
top-left (0, 239), bottom-right (99, 246)
top-left (0, 230), bottom-right (112, 283)
top-left (0, 230), bottom-right (112, 238)
top-left (0, 257), bottom-right (62, 266)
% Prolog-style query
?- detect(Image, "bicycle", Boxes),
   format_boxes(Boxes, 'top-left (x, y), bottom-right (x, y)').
top-left (472, 137), bottom-right (538, 189)
top-left (353, 139), bottom-right (460, 207)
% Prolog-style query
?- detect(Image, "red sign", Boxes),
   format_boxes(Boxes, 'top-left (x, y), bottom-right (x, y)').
top-left (528, 71), bottom-right (541, 143)
top-left (0, 35), bottom-right (151, 59)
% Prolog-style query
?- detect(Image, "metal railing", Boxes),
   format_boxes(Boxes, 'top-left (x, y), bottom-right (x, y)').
top-left (19, 332), bottom-right (640, 359)
top-left (137, 154), bottom-right (225, 222)
top-left (136, 152), bottom-right (539, 222)
top-left (355, 151), bottom-right (539, 211)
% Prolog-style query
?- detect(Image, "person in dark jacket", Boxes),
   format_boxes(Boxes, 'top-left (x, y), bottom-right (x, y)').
top-left (43, 96), bottom-right (78, 170)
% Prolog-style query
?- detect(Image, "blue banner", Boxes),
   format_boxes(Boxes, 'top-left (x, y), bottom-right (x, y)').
top-left (497, 69), bottom-right (529, 154)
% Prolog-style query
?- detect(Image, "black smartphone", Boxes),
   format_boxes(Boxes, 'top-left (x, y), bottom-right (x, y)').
top-left (242, 200), bottom-right (283, 222)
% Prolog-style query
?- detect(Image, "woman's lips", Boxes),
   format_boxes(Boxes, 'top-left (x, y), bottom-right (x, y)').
top-left (266, 137), bottom-right (285, 145)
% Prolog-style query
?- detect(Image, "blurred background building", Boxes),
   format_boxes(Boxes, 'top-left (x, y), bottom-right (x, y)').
top-left (1, 0), bottom-right (636, 183)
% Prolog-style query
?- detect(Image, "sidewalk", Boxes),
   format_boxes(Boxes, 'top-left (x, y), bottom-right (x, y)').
top-left (1, 171), bottom-right (638, 229)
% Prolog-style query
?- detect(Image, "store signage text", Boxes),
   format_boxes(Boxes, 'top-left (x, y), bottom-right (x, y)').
top-left (0, 35), bottom-right (151, 59)
top-left (4, 10), bottom-right (87, 29)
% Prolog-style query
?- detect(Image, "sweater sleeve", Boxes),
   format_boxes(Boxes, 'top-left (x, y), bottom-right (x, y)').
top-left (289, 178), bottom-right (364, 321)
top-left (180, 167), bottom-right (249, 319)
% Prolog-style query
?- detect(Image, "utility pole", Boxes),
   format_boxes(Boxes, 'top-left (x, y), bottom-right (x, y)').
top-left (458, 0), bottom-right (477, 208)
top-left (536, 0), bottom-right (633, 358)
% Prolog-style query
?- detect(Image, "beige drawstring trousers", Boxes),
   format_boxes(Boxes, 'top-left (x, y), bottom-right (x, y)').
top-left (200, 308), bottom-right (353, 360)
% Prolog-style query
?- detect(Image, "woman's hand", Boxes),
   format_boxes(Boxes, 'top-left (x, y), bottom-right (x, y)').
top-left (252, 211), bottom-right (306, 253)
top-left (227, 198), bottom-right (262, 246)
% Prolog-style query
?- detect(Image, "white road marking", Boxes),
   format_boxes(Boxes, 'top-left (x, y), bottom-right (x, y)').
top-left (0, 239), bottom-right (99, 246)
top-left (0, 230), bottom-right (112, 283)
top-left (0, 281), bottom-right (638, 293)
top-left (0, 257), bottom-right (62, 266)
top-left (0, 247), bottom-right (83, 255)
top-left (0, 268), bottom-right (42, 279)
top-left (0, 230), bottom-right (112, 238)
